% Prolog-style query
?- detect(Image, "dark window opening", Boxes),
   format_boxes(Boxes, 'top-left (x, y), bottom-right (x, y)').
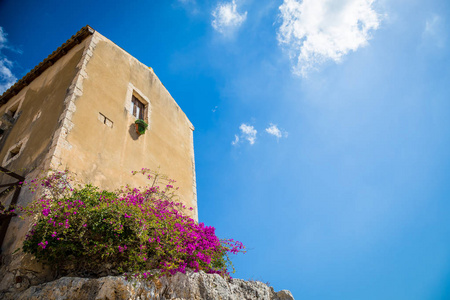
top-left (6, 103), bottom-right (20, 118)
top-left (131, 95), bottom-right (145, 120)
top-left (8, 143), bottom-right (22, 160)
top-left (8, 108), bottom-right (17, 118)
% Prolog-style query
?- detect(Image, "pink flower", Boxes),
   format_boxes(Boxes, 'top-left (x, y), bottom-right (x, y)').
top-left (38, 241), bottom-right (48, 249)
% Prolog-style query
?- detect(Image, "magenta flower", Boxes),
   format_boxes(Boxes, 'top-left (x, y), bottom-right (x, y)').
top-left (38, 241), bottom-right (48, 249)
top-left (21, 168), bottom-right (245, 279)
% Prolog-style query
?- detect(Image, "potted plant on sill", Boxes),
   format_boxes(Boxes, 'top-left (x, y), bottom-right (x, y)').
top-left (135, 119), bottom-right (148, 135)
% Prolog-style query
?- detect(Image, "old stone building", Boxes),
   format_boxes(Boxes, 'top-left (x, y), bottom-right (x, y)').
top-left (0, 25), bottom-right (197, 291)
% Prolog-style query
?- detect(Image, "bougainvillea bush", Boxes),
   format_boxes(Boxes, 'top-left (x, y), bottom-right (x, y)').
top-left (20, 169), bottom-right (244, 279)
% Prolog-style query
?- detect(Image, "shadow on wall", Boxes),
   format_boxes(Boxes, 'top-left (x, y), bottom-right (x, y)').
top-left (129, 123), bottom-right (139, 141)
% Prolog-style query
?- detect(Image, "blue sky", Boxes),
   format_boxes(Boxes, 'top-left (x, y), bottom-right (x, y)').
top-left (1, 0), bottom-right (450, 298)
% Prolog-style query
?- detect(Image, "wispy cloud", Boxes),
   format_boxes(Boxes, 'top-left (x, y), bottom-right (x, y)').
top-left (212, 0), bottom-right (247, 34)
top-left (0, 28), bottom-right (7, 46)
top-left (0, 27), bottom-right (18, 94)
top-left (277, 0), bottom-right (382, 77)
top-left (232, 123), bottom-right (257, 146)
top-left (422, 14), bottom-right (446, 48)
top-left (231, 134), bottom-right (239, 145)
top-left (265, 123), bottom-right (288, 139)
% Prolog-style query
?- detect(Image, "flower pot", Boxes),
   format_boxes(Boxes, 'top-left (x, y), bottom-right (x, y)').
top-left (135, 124), bottom-right (142, 135)
top-left (134, 119), bottom-right (148, 135)
top-left (135, 124), bottom-right (148, 135)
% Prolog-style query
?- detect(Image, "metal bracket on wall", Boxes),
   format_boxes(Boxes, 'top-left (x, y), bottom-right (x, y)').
top-left (0, 166), bottom-right (25, 254)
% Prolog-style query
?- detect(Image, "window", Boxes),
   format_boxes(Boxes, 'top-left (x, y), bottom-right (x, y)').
top-left (124, 83), bottom-right (151, 125)
top-left (8, 143), bottom-right (22, 160)
top-left (7, 106), bottom-right (18, 118)
top-left (131, 95), bottom-right (145, 120)
top-left (2, 136), bottom-right (28, 166)
top-left (5, 97), bottom-right (24, 119)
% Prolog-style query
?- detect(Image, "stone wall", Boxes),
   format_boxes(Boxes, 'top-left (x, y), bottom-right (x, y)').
top-left (1, 271), bottom-right (294, 300)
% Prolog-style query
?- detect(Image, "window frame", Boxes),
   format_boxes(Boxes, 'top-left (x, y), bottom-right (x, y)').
top-left (5, 95), bottom-right (24, 120)
top-left (124, 83), bottom-right (151, 125)
top-left (2, 136), bottom-right (29, 166)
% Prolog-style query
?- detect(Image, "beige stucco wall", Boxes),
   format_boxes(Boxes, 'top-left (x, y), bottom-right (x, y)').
top-left (55, 32), bottom-right (198, 220)
top-left (0, 41), bottom-right (87, 180)
top-left (0, 38), bottom-right (89, 291)
top-left (0, 38), bottom-right (88, 245)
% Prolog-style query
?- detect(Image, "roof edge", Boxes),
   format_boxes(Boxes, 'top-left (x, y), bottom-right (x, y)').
top-left (0, 25), bottom-right (95, 106)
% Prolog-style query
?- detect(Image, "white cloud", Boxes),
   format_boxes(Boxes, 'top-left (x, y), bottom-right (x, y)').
top-left (212, 0), bottom-right (247, 34)
top-left (232, 123), bottom-right (257, 146)
top-left (265, 123), bottom-right (288, 139)
top-left (265, 124), bottom-right (282, 138)
top-left (0, 27), bottom-right (17, 94)
top-left (277, 0), bottom-right (381, 77)
top-left (240, 123), bottom-right (257, 145)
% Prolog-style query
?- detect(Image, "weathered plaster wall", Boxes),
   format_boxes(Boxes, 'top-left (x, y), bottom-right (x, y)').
top-left (0, 39), bottom-right (88, 254)
top-left (57, 32), bottom-right (198, 220)
top-left (0, 41), bottom-right (87, 179)
top-left (0, 38), bottom-right (90, 292)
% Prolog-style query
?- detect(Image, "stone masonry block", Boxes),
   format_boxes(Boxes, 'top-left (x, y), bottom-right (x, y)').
top-left (66, 101), bottom-right (77, 113)
top-left (79, 69), bottom-right (88, 79)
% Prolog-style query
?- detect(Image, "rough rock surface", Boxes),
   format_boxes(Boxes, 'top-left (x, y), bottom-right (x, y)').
top-left (1, 271), bottom-right (294, 300)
